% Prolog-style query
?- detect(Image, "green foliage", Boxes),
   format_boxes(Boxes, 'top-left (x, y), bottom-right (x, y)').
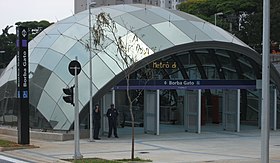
top-left (0, 139), bottom-right (16, 147)
top-left (0, 26), bottom-right (17, 68)
top-left (178, 0), bottom-right (280, 53)
top-left (0, 20), bottom-right (53, 68)
top-left (15, 20), bottom-right (53, 40)
top-left (0, 139), bottom-right (37, 151)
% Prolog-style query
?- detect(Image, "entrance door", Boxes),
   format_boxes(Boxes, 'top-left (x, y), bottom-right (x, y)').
top-left (144, 90), bottom-right (158, 134)
top-left (222, 90), bottom-right (238, 131)
top-left (184, 90), bottom-right (199, 132)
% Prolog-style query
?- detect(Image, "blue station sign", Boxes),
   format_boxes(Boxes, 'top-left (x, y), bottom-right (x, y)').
top-left (114, 79), bottom-right (256, 90)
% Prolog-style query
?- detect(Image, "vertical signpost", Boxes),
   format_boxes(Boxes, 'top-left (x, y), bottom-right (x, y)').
top-left (66, 58), bottom-right (82, 160)
top-left (16, 26), bottom-right (30, 144)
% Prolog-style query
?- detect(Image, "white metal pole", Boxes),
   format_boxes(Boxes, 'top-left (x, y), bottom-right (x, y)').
top-left (112, 89), bottom-right (115, 104)
top-left (214, 14), bottom-right (217, 26)
top-left (74, 61), bottom-right (82, 159)
top-left (198, 89), bottom-right (201, 134)
top-left (237, 89), bottom-right (240, 132)
top-left (156, 90), bottom-right (160, 135)
top-left (261, 0), bottom-right (270, 162)
top-left (88, 3), bottom-right (93, 142)
top-left (274, 88), bottom-right (277, 131)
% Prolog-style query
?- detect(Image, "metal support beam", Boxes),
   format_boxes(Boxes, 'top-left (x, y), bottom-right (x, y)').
top-left (112, 89), bottom-right (115, 104)
top-left (198, 89), bottom-right (201, 134)
top-left (237, 89), bottom-right (240, 132)
top-left (156, 89), bottom-right (160, 135)
top-left (273, 88), bottom-right (277, 131)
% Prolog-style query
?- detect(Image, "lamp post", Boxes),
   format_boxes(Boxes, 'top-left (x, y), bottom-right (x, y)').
top-left (88, 1), bottom-right (96, 142)
top-left (214, 12), bottom-right (223, 26)
top-left (0, 51), bottom-right (6, 68)
top-left (261, 0), bottom-right (270, 162)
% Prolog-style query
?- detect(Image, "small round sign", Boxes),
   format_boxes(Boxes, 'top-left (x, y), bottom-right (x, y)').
top-left (68, 60), bottom-right (81, 76)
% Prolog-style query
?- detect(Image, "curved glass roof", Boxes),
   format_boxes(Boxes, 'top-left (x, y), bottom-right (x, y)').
top-left (0, 4), bottom-right (269, 130)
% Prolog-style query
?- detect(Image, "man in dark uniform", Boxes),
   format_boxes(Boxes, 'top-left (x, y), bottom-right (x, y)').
top-left (106, 104), bottom-right (119, 138)
top-left (93, 104), bottom-right (101, 140)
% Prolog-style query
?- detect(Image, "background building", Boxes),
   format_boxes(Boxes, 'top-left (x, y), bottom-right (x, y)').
top-left (74, 0), bottom-right (186, 14)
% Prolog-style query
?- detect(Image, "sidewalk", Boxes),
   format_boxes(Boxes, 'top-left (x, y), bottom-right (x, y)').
top-left (1, 126), bottom-right (280, 163)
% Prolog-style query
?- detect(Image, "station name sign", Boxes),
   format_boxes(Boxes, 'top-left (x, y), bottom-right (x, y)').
top-left (16, 27), bottom-right (29, 99)
top-left (114, 79), bottom-right (256, 90)
top-left (152, 61), bottom-right (177, 69)
top-left (16, 26), bottom-right (30, 144)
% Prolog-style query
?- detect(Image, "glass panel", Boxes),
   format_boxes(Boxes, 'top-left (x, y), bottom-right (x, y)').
top-left (40, 49), bottom-right (63, 71)
top-left (237, 55), bottom-right (255, 79)
top-left (91, 7), bottom-right (124, 18)
top-left (77, 71), bottom-right (98, 105)
top-left (53, 56), bottom-right (73, 85)
top-left (216, 50), bottom-right (232, 68)
top-left (92, 55), bottom-right (115, 89)
top-left (31, 65), bottom-right (52, 88)
top-left (29, 35), bottom-right (45, 49)
top-left (37, 90), bottom-right (56, 121)
top-left (36, 34), bottom-right (60, 48)
top-left (104, 23), bottom-right (128, 42)
top-left (135, 26), bottom-right (173, 52)
top-left (114, 13), bottom-right (148, 30)
top-left (58, 16), bottom-right (82, 24)
top-left (29, 82), bottom-right (43, 107)
top-left (29, 63), bottom-right (38, 78)
top-left (30, 48), bottom-right (47, 64)
top-left (55, 120), bottom-right (71, 130)
top-left (95, 45), bottom-right (123, 75)
top-left (150, 7), bottom-right (184, 21)
top-left (78, 17), bottom-right (90, 27)
top-left (107, 4), bottom-right (141, 13)
top-left (191, 22), bottom-right (226, 41)
top-left (5, 81), bottom-right (16, 98)
top-left (48, 23), bottom-right (73, 35)
top-left (49, 106), bottom-right (69, 129)
top-left (77, 71), bottom-right (90, 105)
top-left (153, 22), bottom-right (193, 45)
top-left (214, 25), bottom-right (247, 47)
top-left (57, 96), bottom-right (74, 123)
top-left (223, 69), bottom-right (238, 79)
top-left (0, 69), bottom-right (12, 87)
top-left (44, 73), bottom-right (66, 102)
top-left (8, 67), bottom-right (16, 81)
top-left (65, 42), bottom-right (89, 66)
top-left (63, 24), bottom-right (88, 40)
top-left (50, 35), bottom-right (77, 54)
top-left (130, 9), bottom-right (166, 25)
top-left (42, 23), bottom-right (56, 34)
top-left (5, 57), bottom-right (16, 73)
top-left (188, 67), bottom-right (201, 79)
top-left (173, 21), bottom-right (211, 41)
top-left (119, 32), bottom-right (154, 62)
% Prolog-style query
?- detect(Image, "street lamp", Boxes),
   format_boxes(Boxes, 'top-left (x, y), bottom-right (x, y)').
top-left (88, 1), bottom-right (96, 142)
top-left (214, 12), bottom-right (223, 26)
top-left (0, 51), bottom-right (6, 68)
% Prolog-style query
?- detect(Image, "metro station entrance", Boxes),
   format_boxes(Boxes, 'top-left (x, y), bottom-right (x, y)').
top-left (103, 79), bottom-right (278, 135)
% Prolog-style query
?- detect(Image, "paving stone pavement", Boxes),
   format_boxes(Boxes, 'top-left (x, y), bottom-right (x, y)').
top-left (0, 126), bottom-right (280, 163)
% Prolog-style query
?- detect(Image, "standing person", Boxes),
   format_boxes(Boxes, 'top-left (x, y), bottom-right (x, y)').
top-left (106, 104), bottom-right (119, 138)
top-left (93, 104), bottom-right (101, 140)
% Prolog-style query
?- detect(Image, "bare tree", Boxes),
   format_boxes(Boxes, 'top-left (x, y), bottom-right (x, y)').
top-left (86, 12), bottom-right (153, 160)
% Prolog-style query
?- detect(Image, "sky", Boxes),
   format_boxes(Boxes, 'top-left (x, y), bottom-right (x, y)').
top-left (0, 0), bottom-right (74, 34)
